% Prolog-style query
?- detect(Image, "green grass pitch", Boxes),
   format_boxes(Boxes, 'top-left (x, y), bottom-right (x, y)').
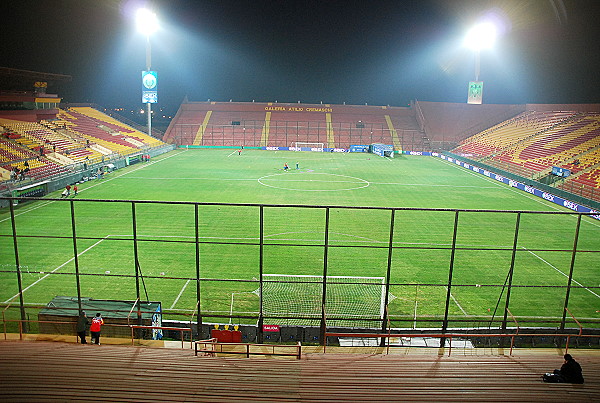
top-left (1, 148), bottom-right (599, 329)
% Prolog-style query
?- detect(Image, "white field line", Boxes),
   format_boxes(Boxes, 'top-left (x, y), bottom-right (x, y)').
top-left (4, 235), bottom-right (109, 303)
top-left (119, 175), bottom-right (498, 189)
top-left (170, 279), bottom-right (191, 309)
top-left (413, 300), bottom-right (418, 329)
top-left (0, 200), bottom-right (56, 224)
top-left (0, 149), bottom-right (184, 224)
top-left (229, 291), bottom-right (257, 324)
top-left (445, 286), bottom-right (468, 316)
top-left (524, 248), bottom-right (600, 299)
top-left (438, 158), bottom-right (564, 211)
top-left (439, 158), bottom-right (600, 230)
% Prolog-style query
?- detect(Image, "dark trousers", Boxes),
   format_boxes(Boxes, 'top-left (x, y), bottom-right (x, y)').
top-left (91, 331), bottom-right (101, 344)
top-left (77, 331), bottom-right (87, 344)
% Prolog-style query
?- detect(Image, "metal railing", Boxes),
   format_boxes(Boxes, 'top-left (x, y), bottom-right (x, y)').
top-left (2, 316), bottom-right (192, 348)
top-left (323, 331), bottom-right (600, 356)
top-left (194, 339), bottom-right (302, 359)
top-left (130, 324), bottom-right (192, 348)
top-left (324, 308), bottom-right (597, 356)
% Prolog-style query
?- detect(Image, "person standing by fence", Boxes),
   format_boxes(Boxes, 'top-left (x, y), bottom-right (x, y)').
top-left (90, 313), bottom-right (104, 345)
top-left (76, 311), bottom-right (89, 344)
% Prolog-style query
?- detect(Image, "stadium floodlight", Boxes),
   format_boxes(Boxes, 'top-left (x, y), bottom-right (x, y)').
top-left (137, 8), bottom-right (159, 137)
top-left (464, 21), bottom-right (497, 103)
top-left (464, 22), bottom-right (497, 51)
top-left (136, 8), bottom-right (159, 37)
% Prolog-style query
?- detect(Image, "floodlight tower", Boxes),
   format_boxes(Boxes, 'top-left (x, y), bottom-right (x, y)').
top-left (464, 22), bottom-right (497, 104)
top-left (136, 8), bottom-right (159, 136)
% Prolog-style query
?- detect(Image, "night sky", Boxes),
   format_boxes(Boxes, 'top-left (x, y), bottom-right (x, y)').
top-left (2, 0), bottom-right (600, 113)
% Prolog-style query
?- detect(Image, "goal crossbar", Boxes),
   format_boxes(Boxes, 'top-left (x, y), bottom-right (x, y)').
top-left (291, 142), bottom-right (324, 151)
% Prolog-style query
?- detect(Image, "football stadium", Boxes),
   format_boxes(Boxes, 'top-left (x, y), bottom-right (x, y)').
top-left (1, 1), bottom-right (599, 401)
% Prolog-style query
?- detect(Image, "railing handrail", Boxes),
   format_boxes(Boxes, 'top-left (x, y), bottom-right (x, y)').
top-left (194, 340), bottom-right (302, 359)
top-left (126, 298), bottom-right (140, 326)
top-left (506, 308), bottom-right (520, 335)
top-left (323, 331), bottom-right (598, 356)
top-left (565, 307), bottom-right (583, 336)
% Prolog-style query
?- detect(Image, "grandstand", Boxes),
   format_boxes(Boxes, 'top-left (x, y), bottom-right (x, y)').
top-left (448, 106), bottom-right (600, 201)
top-left (1, 69), bottom-right (600, 401)
top-left (0, 92), bottom-right (168, 188)
top-left (1, 341), bottom-right (599, 402)
top-left (163, 101), bottom-right (419, 151)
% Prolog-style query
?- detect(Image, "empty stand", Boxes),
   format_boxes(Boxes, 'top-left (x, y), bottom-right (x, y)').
top-left (57, 107), bottom-right (165, 154)
top-left (451, 111), bottom-right (600, 201)
top-left (1, 106), bottom-right (167, 183)
top-left (1, 341), bottom-right (598, 402)
top-left (164, 102), bottom-right (417, 149)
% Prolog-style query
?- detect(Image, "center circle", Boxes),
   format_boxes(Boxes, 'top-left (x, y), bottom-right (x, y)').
top-left (258, 172), bottom-right (370, 191)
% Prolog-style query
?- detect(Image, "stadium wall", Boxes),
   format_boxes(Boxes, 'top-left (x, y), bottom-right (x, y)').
top-left (0, 143), bottom-right (175, 208)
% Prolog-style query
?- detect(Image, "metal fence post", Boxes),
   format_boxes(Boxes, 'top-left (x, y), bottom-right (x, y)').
top-left (131, 202), bottom-right (143, 337)
top-left (8, 201), bottom-right (26, 332)
top-left (70, 200), bottom-right (83, 313)
top-left (319, 207), bottom-right (330, 345)
top-left (380, 209), bottom-right (396, 346)
top-left (561, 214), bottom-right (582, 330)
top-left (441, 210), bottom-right (460, 347)
top-left (194, 204), bottom-right (203, 337)
top-left (257, 205), bottom-right (264, 344)
top-left (502, 212), bottom-right (521, 333)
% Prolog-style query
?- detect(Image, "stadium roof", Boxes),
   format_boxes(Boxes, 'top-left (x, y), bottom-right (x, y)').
top-left (0, 67), bottom-right (71, 92)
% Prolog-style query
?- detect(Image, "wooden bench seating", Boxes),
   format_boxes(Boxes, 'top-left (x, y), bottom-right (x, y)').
top-left (1, 340), bottom-right (598, 402)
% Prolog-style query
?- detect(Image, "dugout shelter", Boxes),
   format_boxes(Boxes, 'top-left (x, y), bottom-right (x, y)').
top-left (39, 296), bottom-right (162, 339)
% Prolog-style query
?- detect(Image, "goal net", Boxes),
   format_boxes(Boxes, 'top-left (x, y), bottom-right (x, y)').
top-left (291, 142), bottom-right (324, 151)
top-left (257, 274), bottom-right (392, 328)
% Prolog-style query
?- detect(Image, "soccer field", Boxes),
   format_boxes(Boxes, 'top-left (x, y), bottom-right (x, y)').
top-left (1, 148), bottom-right (599, 329)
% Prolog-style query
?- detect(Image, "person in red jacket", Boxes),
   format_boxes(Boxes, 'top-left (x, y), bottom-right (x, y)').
top-left (90, 313), bottom-right (104, 345)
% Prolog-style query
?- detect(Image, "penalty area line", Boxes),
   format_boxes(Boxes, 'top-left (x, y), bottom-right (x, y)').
top-left (170, 279), bottom-right (191, 309)
top-left (4, 235), bottom-right (110, 303)
top-left (525, 248), bottom-right (600, 299)
top-left (445, 286), bottom-right (468, 316)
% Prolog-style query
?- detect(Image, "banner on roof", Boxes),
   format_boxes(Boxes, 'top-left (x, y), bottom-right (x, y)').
top-left (142, 71), bottom-right (158, 104)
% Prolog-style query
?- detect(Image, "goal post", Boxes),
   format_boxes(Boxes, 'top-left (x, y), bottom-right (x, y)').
top-left (259, 274), bottom-right (391, 328)
top-left (291, 142), bottom-right (324, 151)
